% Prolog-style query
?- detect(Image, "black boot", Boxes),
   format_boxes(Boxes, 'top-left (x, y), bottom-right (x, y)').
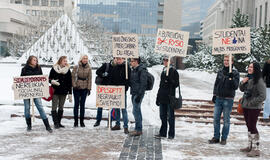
top-left (80, 117), bottom-right (85, 127)
top-left (51, 111), bottom-right (60, 129)
top-left (74, 116), bottom-right (78, 127)
top-left (58, 110), bottom-right (65, 128)
top-left (43, 118), bottom-right (53, 133)
top-left (94, 120), bottom-right (100, 127)
top-left (25, 118), bottom-right (32, 131)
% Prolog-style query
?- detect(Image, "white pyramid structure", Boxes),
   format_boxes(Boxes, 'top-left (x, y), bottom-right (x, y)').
top-left (18, 14), bottom-right (101, 68)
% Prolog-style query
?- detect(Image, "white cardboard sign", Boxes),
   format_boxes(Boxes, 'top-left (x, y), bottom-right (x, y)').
top-left (112, 34), bottom-right (139, 58)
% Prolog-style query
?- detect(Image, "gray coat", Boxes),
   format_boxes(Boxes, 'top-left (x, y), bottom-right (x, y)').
top-left (240, 78), bottom-right (266, 109)
top-left (130, 64), bottom-right (148, 96)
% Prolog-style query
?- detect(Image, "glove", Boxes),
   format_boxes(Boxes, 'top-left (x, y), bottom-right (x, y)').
top-left (102, 72), bottom-right (109, 77)
top-left (51, 79), bottom-right (60, 86)
top-left (228, 73), bottom-right (233, 79)
top-left (156, 99), bottom-right (160, 106)
top-left (67, 94), bottom-right (72, 103)
top-left (87, 89), bottom-right (91, 96)
top-left (135, 95), bottom-right (141, 103)
top-left (212, 95), bottom-right (216, 104)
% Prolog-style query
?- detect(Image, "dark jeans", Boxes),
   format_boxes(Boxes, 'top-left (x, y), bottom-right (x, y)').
top-left (96, 108), bottom-right (103, 122)
top-left (73, 89), bottom-right (88, 121)
top-left (243, 108), bottom-right (261, 134)
top-left (131, 94), bottom-right (144, 132)
top-left (159, 103), bottom-right (175, 138)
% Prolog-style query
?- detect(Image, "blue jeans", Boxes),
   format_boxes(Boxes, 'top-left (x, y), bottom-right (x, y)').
top-left (159, 103), bottom-right (175, 138)
top-left (213, 97), bottom-right (234, 140)
top-left (73, 89), bottom-right (88, 120)
top-left (96, 108), bottom-right (103, 122)
top-left (115, 94), bottom-right (128, 129)
top-left (131, 94), bottom-right (144, 132)
top-left (263, 88), bottom-right (270, 119)
top-left (24, 98), bottom-right (47, 120)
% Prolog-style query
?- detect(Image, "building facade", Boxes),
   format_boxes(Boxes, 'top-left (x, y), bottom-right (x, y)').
top-left (254, 0), bottom-right (270, 28)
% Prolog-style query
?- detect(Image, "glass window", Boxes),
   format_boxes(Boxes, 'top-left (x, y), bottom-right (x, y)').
top-left (255, 8), bottom-right (257, 27)
top-left (59, 0), bottom-right (64, 7)
top-left (50, 0), bottom-right (58, 7)
top-left (259, 5), bottom-right (262, 27)
top-left (32, 0), bottom-right (40, 6)
top-left (15, 0), bottom-right (22, 4)
top-left (265, 2), bottom-right (268, 26)
top-left (23, 0), bottom-right (30, 5)
top-left (41, 0), bottom-right (48, 6)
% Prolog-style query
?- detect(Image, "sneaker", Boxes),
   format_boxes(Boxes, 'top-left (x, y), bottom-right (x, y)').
top-left (93, 121), bottom-right (100, 127)
top-left (129, 131), bottom-right (142, 136)
top-left (111, 125), bottom-right (121, 131)
top-left (124, 128), bottom-right (129, 134)
top-left (208, 137), bottom-right (220, 144)
top-left (220, 139), bottom-right (226, 145)
top-left (154, 134), bottom-right (166, 139)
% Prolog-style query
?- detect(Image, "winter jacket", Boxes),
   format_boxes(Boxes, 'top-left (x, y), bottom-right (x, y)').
top-left (262, 61), bottom-right (270, 88)
top-left (130, 64), bottom-right (148, 96)
top-left (213, 67), bottom-right (240, 99)
top-left (71, 62), bottom-right (92, 90)
top-left (49, 64), bottom-right (72, 95)
top-left (240, 78), bottom-right (266, 109)
top-left (157, 66), bottom-right (179, 104)
top-left (20, 64), bottom-right (43, 76)
top-left (96, 61), bottom-right (115, 85)
top-left (109, 63), bottom-right (130, 92)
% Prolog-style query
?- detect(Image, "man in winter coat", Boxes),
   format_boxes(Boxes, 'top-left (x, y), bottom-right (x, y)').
top-left (262, 59), bottom-right (270, 122)
top-left (93, 58), bottom-right (116, 127)
top-left (155, 56), bottom-right (179, 139)
top-left (208, 55), bottom-right (240, 145)
top-left (110, 57), bottom-right (130, 134)
top-left (129, 57), bottom-right (148, 136)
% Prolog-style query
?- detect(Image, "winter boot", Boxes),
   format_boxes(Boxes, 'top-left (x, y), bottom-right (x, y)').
top-left (124, 128), bottom-right (129, 134)
top-left (111, 125), bottom-right (120, 131)
top-left (25, 118), bottom-right (32, 131)
top-left (58, 110), bottom-right (65, 128)
top-left (74, 116), bottom-right (78, 127)
top-left (208, 137), bottom-right (220, 144)
top-left (94, 120), bottom-right (100, 127)
top-left (240, 132), bottom-right (252, 152)
top-left (80, 117), bottom-right (85, 127)
top-left (247, 134), bottom-right (260, 157)
top-left (51, 111), bottom-right (60, 129)
top-left (43, 118), bottom-right (53, 133)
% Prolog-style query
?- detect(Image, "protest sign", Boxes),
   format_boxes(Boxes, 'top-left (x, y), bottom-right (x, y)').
top-left (96, 85), bottom-right (125, 109)
top-left (212, 27), bottom-right (251, 55)
top-left (13, 75), bottom-right (49, 100)
top-left (155, 28), bottom-right (189, 57)
top-left (112, 34), bottom-right (139, 58)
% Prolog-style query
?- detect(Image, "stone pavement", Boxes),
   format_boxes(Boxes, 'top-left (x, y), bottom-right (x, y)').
top-left (119, 126), bottom-right (162, 160)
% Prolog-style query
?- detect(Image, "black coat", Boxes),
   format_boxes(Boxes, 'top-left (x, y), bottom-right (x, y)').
top-left (20, 64), bottom-right (43, 76)
top-left (157, 67), bottom-right (179, 104)
top-left (262, 62), bottom-right (270, 88)
top-left (49, 65), bottom-right (72, 95)
top-left (213, 67), bottom-right (240, 98)
top-left (109, 63), bottom-right (130, 92)
top-left (96, 62), bottom-right (114, 85)
top-left (130, 64), bottom-right (148, 96)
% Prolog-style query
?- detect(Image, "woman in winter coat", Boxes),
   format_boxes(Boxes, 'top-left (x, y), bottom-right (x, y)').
top-left (239, 62), bottom-right (266, 157)
top-left (262, 59), bottom-right (270, 122)
top-left (20, 55), bottom-right (52, 133)
top-left (71, 55), bottom-right (92, 127)
top-left (49, 56), bottom-right (72, 129)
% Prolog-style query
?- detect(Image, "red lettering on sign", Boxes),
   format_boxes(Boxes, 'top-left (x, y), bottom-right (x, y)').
top-left (222, 38), bottom-right (231, 45)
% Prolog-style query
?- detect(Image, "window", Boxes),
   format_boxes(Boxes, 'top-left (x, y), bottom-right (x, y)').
top-left (26, 10), bottom-right (31, 15)
top-left (32, 0), bottom-right (40, 6)
top-left (255, 8), bottom-right (257, 27)
top-left (265, 2), bottom-right (268, 26)
top-left (41, 0), bottom-right (48, 6)
top-left (50, 0), bottom-right (58, 7)
top-left (259, 5), bottom-right (262, 27)
top-left (59, 0), bottom-right (64, 7)
top-left (15, 0), bottom-right (22, 4)
top-left (23, 0), bottom-right (30, 5)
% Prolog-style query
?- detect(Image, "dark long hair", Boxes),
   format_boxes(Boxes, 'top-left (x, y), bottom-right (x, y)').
top-left (252, 62), bottom-right (262, 84)
top-left (26, 55), bottom-right (39, 67)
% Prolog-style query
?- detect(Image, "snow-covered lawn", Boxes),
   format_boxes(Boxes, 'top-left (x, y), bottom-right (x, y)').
top-left (0, 63), bottom-right (269, 160)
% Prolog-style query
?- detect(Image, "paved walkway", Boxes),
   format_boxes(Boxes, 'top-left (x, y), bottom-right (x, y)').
top-left (119, 126), bottom-right (162, 160)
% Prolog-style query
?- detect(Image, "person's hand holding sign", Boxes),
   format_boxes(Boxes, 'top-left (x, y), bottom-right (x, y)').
top-left (242, 77), bottom-right (249, 84)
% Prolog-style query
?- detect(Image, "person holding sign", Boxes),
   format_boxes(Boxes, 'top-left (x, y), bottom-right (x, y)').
top-left (129, 57), bottom-right (148, 136)
top-left (262, 59), bottom-right (270, 122)
top-left (239, 62), bottom-right (266, 157)
top-left (94, 58), bottom-right (116, 127)
top-left (49, 56), bottom-right (72, 129)
top-left (72, 55), bottom-right (92, 127)
top-left (20, 56), bottom-right (53, 133)
top-left (155, 56), bottom-right (179, 139)
top-left (110, 57), bottom-right (130, 134)
top-left (208, 55), bottom-right (239, 145)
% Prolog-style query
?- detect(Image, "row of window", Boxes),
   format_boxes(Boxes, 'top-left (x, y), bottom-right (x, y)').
top-left (26, 9), bottom-right (64, 16)
top-left (255, 2), bottom-right (268, 27)
top-left (11, 0), bottom-right (64, 7)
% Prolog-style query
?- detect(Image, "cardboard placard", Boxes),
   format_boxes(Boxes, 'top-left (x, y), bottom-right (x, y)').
top-left (112, 34), bottom-right (139, 58)
top-left (96, 85), bottom-right (125, 109)
top-left (212, 27), bottom-right (251, 55)
top-left (13, 75), bottom-right (49, 100)
top-left (155, 28), bottom-right (189, 57)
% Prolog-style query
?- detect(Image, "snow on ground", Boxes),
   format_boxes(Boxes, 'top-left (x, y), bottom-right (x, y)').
top-left (0, 63), bottom-right (270, 160)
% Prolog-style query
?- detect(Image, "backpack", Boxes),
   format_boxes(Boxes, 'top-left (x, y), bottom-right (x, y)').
top-left (95, 63), bottom-right (110, 85)
top-left (140, 69), bottom-right (155, 91)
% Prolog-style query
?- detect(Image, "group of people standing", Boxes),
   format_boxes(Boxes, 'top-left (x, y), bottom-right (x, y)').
top-left (208, 55), bottom-right (270, 157)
